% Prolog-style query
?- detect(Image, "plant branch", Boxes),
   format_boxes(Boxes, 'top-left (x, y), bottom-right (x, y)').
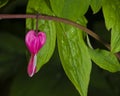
top-left (0, 14), bottom-right (110, 49)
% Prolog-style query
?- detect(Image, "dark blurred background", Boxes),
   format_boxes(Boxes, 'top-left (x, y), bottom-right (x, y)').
top-left (0, 0), bottom-right (120, 96)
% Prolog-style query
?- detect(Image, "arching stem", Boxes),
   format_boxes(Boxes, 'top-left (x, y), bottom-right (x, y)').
top-left (0, 14), bottom-right (110, 49)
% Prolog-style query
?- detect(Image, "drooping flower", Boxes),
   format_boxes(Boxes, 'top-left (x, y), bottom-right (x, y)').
top-left (25, 30), bottom-right (46, 77)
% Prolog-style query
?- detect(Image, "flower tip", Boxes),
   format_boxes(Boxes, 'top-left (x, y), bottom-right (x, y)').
top-left (28, 67), bottom-right (36, 77)
top-left (27, 54), bottom-right (37, 77)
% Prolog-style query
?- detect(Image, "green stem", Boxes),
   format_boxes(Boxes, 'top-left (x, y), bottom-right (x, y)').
top-left (35, 14), bottom-right (39, 33)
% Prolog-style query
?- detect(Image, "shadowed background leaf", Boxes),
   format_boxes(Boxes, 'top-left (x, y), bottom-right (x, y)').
top-left (10, 49), bottom-right (79, 96)
top-left (0, 0), bottom-right (9, 8)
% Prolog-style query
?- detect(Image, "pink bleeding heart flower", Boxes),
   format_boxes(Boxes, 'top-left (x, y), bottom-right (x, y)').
top-left (25, 30), bottom-right (46, 77)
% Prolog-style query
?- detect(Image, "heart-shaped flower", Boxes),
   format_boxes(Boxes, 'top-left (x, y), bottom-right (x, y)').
top-left (25, 30), bottom-right (46, 77)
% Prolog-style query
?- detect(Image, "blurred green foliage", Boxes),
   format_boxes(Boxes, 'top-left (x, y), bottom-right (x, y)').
top-left (0, 0), bottom-right (8, 8)
top-left (0, 0), bottom-right (120, 96)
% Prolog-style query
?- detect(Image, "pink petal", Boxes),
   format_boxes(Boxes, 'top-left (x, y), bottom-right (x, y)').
top-left (25, 30), bottom-right (46, 54)
top-left (27, 54), bottom-right (37, 77)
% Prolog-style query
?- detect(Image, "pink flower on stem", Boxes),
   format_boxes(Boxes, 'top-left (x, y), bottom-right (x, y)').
top-left (25, 30), bottom-right (46, 77)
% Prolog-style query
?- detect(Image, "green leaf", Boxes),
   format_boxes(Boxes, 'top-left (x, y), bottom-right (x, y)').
top-left (90, 0), bottom-right (102, 13)
top-left (56, 17), bottom-right (92, 96)
top-left (102, 0), bottom-right (120, 53)
top-left (50, 0), bottom-right (90, 20)
top-left (0, 33), bottom-right (25, 54)
top-left (26, 0), bottom-right (56, 71)
top-left (0, 0), bottom-right (8, 8)
top-left (111, 24), bottom-right (120, 53)
top-left (89, 48), bottom-right (120, 72)
top-left (36, 20), bottom-right (56, 71)
top-left (27, 0), bottom-right (53, 15)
